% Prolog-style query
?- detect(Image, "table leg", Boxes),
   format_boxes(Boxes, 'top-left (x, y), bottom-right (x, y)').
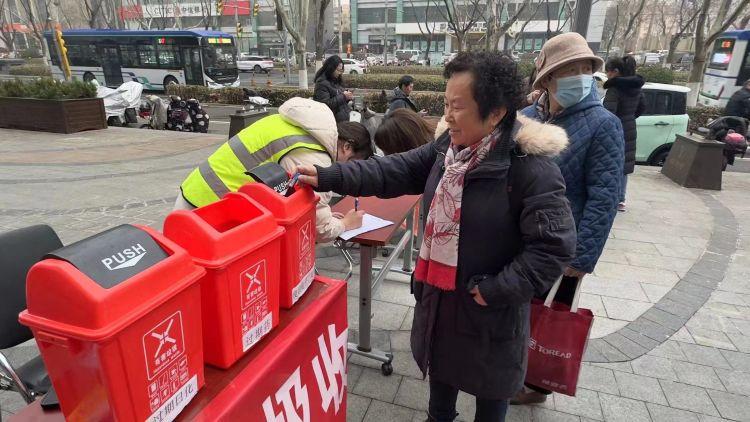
top-left (402, 209), bottom-right (415, 272)
top-left (358, 244), bottom-right (373, 352)
top-left (347, 244), bottom-right (394, 375)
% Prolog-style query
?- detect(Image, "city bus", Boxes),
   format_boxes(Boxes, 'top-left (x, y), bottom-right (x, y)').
top-left (698, 30), bottom-right (750, 107)
top-left (44, 29), bottom-right (240, 91)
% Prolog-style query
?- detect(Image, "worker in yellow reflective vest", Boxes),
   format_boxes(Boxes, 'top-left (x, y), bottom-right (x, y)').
top-left (177, 97), bottom-right (374, 241)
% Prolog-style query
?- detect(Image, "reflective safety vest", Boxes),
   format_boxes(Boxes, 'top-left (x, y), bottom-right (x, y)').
top-left (181, 114), bottom-right (329, 207)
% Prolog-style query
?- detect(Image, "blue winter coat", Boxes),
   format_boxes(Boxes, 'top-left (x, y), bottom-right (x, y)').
top-left (521, 87), bottom-right (624, 274)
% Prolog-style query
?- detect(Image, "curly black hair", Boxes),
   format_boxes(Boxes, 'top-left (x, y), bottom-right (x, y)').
top-left (443, 51), bottom-right (525, 128)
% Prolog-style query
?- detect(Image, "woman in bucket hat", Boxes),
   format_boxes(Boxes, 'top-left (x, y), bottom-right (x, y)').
top-left (517, 32), bottom-right (624, 405)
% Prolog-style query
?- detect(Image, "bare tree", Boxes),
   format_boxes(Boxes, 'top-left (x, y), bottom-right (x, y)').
top-left (665, 0), bottom-right (700, 64)
top-left (689, 0), bottom-right (750, 84)
top-left (485, 0), bottom-right (532, 51)
top-left (511, 0), bottom-right (545, 50)
top-left (408, 0), bottom-right (439, 62)
top-left (737, 12), bottom-right (750, 28)
top-left (436, 0), bottom-right (486, 51)
top-left (0, 0), bottom-right (19, 55)
top-left (273, 0), bottom-right (310, 88)
top-left (198, 0), bottom-right (213, 30)
top-left (604, 3), bottom-right (620, 55)
top-left (80, 0), bottom-right (107, 28)
top-left (314, 0), bottom-right (332, 67)
top-left (17, 0), bottom-right (52, 59)
top-left (619, 0), bottom-right (647, 52)
top-left (121, 0), bottom-right (155, 29)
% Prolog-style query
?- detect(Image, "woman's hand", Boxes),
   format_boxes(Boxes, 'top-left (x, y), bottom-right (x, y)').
top-left (344, 90), bottom-right (354, 101)
top-left (294, 165), bottom-right (319, 188)
top-left (469, 285), bottom-right (488, 306)
top-left (527, 90), bottom-right (542, 105)
top-left (340, 209), bottom-right (365, 230)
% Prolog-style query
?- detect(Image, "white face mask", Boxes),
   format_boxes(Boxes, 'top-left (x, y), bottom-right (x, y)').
top-left (553, 74), bottom-right (593, 108)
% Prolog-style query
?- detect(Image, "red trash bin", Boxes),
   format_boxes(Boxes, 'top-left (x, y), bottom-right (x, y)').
top-left (164, 192), bottom-right (284, 368)
top-left (239, 183), bottom-right (319, 309)
top-left (19, 224), bottom-right (205, 422)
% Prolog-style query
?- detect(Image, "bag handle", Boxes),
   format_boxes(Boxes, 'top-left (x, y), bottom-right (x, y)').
top-left (543, 276), bottom-right (583, 313)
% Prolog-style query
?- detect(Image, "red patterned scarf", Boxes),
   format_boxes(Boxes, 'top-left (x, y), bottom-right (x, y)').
top-left (414, 128), bottom-right (500, 290)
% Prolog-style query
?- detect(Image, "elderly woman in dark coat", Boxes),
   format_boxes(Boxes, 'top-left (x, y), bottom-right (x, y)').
top-left (295, 51), bottom-right (576, 422)
top-left (603, 55), bottom-right (645, 212)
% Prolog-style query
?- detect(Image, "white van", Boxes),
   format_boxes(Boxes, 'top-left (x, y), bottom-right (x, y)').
top-left (395, 49), bottom-right (420, 63)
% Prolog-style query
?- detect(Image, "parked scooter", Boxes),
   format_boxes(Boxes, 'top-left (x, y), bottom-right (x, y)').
top-left (95, 80), bottom-right (143, 127)
top-left (165, 96), bottom-right (210, 132)
top-left (138, 95), bottom-right (168, 130)
top-left (699, 116), bottom-right (749, 170)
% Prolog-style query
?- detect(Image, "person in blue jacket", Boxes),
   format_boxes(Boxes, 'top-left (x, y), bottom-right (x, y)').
top-left (514, 32), bottom-right (625, 405)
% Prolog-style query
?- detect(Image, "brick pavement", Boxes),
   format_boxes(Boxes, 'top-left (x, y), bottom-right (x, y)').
top-left (1, 127), bottom-right (749, 421)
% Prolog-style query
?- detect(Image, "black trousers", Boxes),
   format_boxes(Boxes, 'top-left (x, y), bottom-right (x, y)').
top-left (526, 275), bottom-right (580, 395)
top-left (429, 378), bottom-right (509, 422)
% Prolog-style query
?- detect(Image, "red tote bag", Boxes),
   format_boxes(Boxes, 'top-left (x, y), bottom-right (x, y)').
top-left (525, 277), bottom-right (594, 396)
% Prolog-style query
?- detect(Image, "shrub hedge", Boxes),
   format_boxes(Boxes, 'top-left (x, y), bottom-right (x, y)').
top-left (0, 78), bottom-right (96, 100)
top-left (687, 106), bottom-right (723, 132)
top-left (165, 84), bottom-right (448, 116)
top-left (637, 66), bottom-right (675, 84)
top-left (344, 74), bottom-right (446, 91)
top-left (8, 64), bottom-right (51, 77)
top-left (366, 66), bottom-right (444, 75)
top-left (166, 85), bottom-right (314, 105)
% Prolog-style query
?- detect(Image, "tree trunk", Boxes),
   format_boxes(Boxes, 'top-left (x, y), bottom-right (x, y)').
top-left (315, 0), bottom-right (329, 68)
top-left (666, 34), bottom-right (680, 64)
top-left (688, 0), bottom-right (713, 84)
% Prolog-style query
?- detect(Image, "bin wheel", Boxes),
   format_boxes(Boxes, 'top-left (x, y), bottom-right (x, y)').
top-left (381, 362), bottom-right (393, 376)
top-left (382, 248), bottom-right (391, 257)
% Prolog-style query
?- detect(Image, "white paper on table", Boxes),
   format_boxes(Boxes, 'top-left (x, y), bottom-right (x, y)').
top-left (339, 214), bottom-right (394, 241)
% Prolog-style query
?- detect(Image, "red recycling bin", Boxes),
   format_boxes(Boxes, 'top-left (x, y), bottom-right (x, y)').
top-left (18, 225), bottom-right (205, 422)
top-left (164, 192), bottom-right (285, 368)
top-left (239, 183), bottom-right (319, 309)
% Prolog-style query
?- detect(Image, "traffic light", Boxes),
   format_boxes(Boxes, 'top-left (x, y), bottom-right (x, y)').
top-left (216, 0), bottom-right (224, 14)
top-left (253, 2), bottom-right (260, 16)
top-left (236, 21), bottom-right (243, 36)
top-left (54, 28), bottom-right (71, 80)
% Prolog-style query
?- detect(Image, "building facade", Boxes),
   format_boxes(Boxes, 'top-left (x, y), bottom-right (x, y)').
top-left (118, 0), bottom-right (341, 56)
top-left (349, 0), bottom-right (610, 58)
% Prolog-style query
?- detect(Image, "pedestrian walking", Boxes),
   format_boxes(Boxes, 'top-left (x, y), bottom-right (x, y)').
top-left (517, 32), bottom-right (624, 405)
top-left (603, 55), bottom-right (646, 212)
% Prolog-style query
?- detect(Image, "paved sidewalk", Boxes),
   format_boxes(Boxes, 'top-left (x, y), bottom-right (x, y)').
top-left (1, 127), bottom-right (749, 421)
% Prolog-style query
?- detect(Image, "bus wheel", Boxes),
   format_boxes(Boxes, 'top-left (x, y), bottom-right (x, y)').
top-left (164, 76), bottom-right (179, 89)
top-left (83, 72), bottom-right (96, 83)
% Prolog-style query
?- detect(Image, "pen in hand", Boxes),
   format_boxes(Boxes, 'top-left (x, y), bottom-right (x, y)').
top-left (354, 197), bottom-right (359, 212)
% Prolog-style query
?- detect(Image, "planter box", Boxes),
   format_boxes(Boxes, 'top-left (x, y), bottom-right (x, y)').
top-left (0, 97), bottom-right (106, 133)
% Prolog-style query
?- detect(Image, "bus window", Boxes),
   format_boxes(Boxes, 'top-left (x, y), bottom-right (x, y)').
top-left (120, 44), bottom-right (138, 67)
top-left (158, 44), bottom-right (180, 68)
top-left (708, 38), bottom-right (735, 70)
top-left (138, 43), bottom-right (157, 67)
top-left (69, 44), bottom-right (99, 67)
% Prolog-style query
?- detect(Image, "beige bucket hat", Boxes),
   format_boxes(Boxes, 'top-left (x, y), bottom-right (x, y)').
top-left (532, 32), bottom-right (604, 90)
